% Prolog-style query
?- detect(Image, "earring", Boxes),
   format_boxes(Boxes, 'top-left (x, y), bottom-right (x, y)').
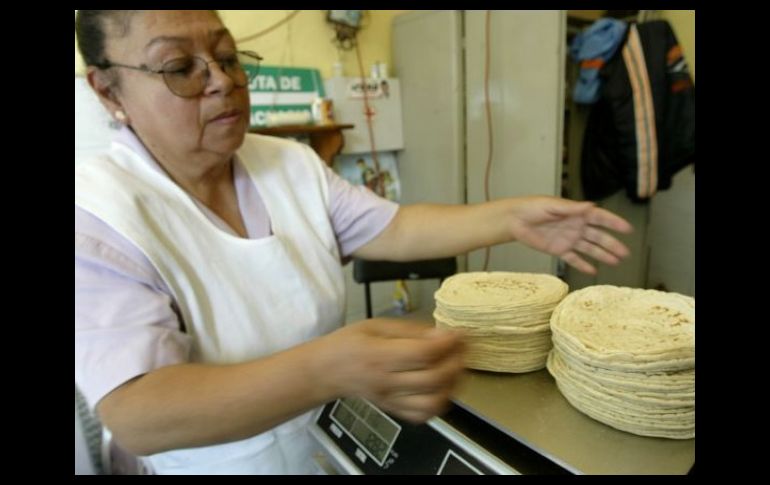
top-left (115, 110), bottom-right (127, 123)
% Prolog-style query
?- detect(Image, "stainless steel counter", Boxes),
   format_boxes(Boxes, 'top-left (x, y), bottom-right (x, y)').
top-left (453, 369), bottom-right (695, 475)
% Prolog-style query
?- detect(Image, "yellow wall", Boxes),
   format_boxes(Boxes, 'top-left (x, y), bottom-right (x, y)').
top-left (75, 11), bottom-right (84, 74)
top-left (568, 10), bottom-right (604, 21)
top-left (75, 10), bottom-right (409, 79)
top-left (76, 10), bottom-right (693, 82)
top-left (661, 10), bottom-right (695, 81)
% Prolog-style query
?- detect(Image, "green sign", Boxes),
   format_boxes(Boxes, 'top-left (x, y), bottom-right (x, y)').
top-left (244, 65), bottom-right (325, 127)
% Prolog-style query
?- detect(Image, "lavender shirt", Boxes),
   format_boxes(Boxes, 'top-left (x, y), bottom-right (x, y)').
top-left (75, 127), bottom-right (399, 408)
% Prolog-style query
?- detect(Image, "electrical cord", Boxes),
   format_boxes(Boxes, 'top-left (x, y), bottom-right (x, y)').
top-left (482, 10), bottom-right (494, 271)
top-left (235, 10), bottom-right (301, 44)
top-left (354, 38), bottom-right (385, 197)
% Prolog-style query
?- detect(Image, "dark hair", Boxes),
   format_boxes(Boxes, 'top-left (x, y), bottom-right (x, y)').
top-left (76, 10), bottom-right (222, 67)
top-left (75, 10), bottom-right (137, 68)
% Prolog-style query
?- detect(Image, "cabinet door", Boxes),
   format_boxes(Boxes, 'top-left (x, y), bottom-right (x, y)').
top-left (393, 10), bottom-right (465, 207)
top-left (464, 10), bottom-right (566, 274)
top-left (389, 10), bottom-right (465, 315)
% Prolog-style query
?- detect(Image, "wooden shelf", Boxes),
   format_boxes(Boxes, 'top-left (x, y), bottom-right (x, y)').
top-left (250, 123), bottom-right (354, 136)
top-left (249, 123), bottom-right (354, 166)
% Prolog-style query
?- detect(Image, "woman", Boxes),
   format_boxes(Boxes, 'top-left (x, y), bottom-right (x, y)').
top-left (75, 10), bottom-right (632, 474)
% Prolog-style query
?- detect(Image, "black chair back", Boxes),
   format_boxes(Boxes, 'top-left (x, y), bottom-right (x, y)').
top-left (352, 257), bottom-right (457, 318)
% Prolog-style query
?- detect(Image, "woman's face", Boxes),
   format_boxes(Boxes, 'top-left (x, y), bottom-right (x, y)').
top-left (105, 11), bottom-right (251, 161)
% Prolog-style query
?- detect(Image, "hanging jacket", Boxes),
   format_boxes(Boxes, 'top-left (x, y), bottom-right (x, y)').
top-left (581, 20), bottom-right (695, 203)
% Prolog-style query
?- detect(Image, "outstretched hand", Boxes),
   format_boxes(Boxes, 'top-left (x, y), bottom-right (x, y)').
top-left (509, 196), bottom-right (633, 275)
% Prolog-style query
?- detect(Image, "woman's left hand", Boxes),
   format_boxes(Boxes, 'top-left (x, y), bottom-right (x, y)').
top-left (509, 196), bottom-right (634, 275)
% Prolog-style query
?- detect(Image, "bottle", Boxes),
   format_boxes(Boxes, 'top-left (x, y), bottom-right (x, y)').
top-left (378, 62), bottom-right (388, 79)
top-left (312, 98), bottom-right (334, 125)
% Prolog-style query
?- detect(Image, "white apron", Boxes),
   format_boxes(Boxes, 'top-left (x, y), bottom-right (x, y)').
top-left (75, 134), bottom-right (346, 474)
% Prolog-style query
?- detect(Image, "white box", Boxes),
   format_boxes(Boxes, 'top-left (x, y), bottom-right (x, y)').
top-left (324, 77), bottom-right (404, 154)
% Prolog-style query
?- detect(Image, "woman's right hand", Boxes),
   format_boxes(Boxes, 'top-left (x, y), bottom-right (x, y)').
top-left (312, 319), bottom-right (466, 424)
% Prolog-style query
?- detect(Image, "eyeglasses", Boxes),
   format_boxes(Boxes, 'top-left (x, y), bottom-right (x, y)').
top-left (96, 51), bottom-right (262, 98)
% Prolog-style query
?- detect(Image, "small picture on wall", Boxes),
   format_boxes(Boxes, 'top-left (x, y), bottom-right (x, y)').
top-left (334, 152), bottom-right (401, 202)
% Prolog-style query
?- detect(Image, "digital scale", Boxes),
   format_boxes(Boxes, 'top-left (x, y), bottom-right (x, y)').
top-left (309, 369), bottom-right (695, 475)
top-left (310, 396), bottom-right (571, 474)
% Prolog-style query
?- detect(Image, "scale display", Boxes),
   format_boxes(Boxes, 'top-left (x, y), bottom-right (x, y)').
top-left (311, 399), bottom-right (525, 474)
top-left (329, 397), bottom-right (402, 466)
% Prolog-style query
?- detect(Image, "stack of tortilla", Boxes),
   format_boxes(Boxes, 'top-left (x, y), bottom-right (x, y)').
top-left (546, 285), bottom-right (695, 439)
top-left (434, 272), bottom-right (568, 373)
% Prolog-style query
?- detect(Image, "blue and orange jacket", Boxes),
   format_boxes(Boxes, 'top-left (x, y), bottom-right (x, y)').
top-left (580, 20), bottom-right (695, 203)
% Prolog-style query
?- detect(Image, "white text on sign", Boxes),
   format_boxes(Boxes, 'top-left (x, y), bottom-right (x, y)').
top-left (251, 75), bottom-right (303, 91)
